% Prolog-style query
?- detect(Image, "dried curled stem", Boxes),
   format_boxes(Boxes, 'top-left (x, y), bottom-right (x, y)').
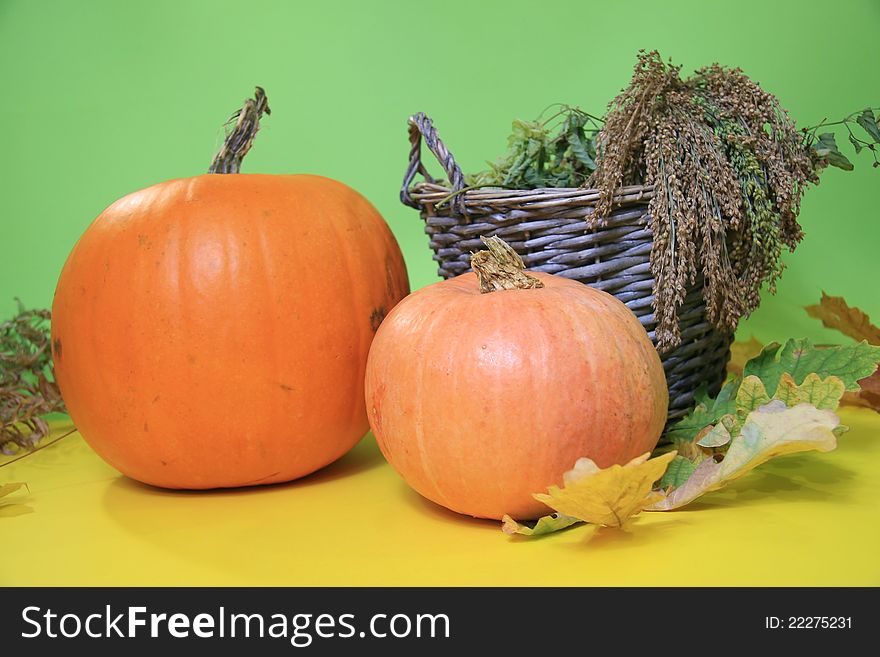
top-left (471, 236), bottom-right (544, 293)
top-left (208, 86), bottom-right (271, 174)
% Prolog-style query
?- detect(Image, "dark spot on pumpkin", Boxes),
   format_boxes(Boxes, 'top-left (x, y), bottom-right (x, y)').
top-left (160, 459), bottom-right (168, 466)
top-left (153, 395), bottom-right (160, 403)
top-left (138, 234), bottom-right (150, 248)
top-left (53, 338), bottom-right (62, 360)
top-left (143, 422), bottom-right (149, 432)
top-left (279, 383), bottom-right (294, 392)
top-left (370, 307), bottom-right (387, 332)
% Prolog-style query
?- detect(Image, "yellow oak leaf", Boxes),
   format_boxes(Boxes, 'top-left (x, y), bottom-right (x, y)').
top-left (648, 401), bottom-right (839, 511)
top-left (736, 375), bottom-right (771, 414)
top-left (533, 451), bottom-right (675, 528)
top-left (774, 372), bottom-right (846, 410)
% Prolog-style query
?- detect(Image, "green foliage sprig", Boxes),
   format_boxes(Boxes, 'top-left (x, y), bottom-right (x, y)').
top-left (803, 107), bottom-right (880, 171)
top-left (465, 105), bottom-right (602, 189)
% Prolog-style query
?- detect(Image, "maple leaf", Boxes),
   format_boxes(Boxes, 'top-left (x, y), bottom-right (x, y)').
top-left (806, 292), bottom-right (880, 345)
top-left (531, 452), bottom-right (675, 528)
top-left (649, 402), bottom-right (839, 511)
top-left (803, 293), bottom-right (880, 412)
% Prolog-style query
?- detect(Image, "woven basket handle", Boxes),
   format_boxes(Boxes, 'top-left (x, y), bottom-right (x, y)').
top-left (401, 112), bottom-right (467, 214)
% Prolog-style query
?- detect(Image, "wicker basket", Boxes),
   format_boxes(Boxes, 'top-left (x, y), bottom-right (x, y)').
top-left (400, 112), bottom-right (733, 427)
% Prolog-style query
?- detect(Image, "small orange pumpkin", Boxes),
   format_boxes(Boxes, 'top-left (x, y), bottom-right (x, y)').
top-left (51, 89), bottom-right (409, 489)
top-left (365, 237), bottom-right (667, 520)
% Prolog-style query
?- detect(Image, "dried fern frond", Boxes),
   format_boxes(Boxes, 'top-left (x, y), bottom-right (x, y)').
top-left (1, 301), bottom-right (66, 455)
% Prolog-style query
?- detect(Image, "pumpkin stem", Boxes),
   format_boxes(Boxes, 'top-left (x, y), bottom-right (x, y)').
top-left (470, 236), bottom-right (545, 293)
top-left (208, 86), bottom-right (271, 174)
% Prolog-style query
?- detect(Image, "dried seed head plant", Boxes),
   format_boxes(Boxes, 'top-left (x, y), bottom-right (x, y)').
top-left (592, 50), bottom-right (819, 350)
top-left (444, 52), bottom-right (875, 352)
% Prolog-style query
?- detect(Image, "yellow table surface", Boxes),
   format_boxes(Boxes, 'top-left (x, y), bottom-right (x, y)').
top-left (3, 407), bottom-right (879, 586)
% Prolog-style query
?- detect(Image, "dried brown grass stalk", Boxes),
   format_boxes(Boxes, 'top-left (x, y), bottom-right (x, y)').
top-left (1, 302), bottom-right (65, 455)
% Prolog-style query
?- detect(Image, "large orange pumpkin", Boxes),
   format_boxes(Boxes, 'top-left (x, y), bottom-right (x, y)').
top-left (364, 237), bottom-right (667, 520)
top-left (51, 89), bottom-right (409, 489)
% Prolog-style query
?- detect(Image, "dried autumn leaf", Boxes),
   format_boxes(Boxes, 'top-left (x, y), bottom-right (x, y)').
top-left (774, 373), bottom-right (846, 410)
top-left (671, 337), bottom-right (880, 446)
top-left (0, 481), bottom-right (31, 517)
top-left (532, 451), bottom-right (676, 528)
top-left (1, 303), bottom-right (66, 455)
top-left (803, 293), bottom-right (880, 412)
top-left (743, 338), bottom-right (880, 395)
top-left (665, 381), bottom-right (737, 445)
top-left (658, 455), bottom-right (697, 489)
top-left (727, 336), bottom-right (764, 377)
top-left (806, 292), bottom-right (880, 345)
top-left (858, 370), bottom-right (880, 396)
top-left (696, 422), bottom-right (732, 448)
top-left (0, 482), bottom-right (26, 499)
top-left (0, 482), bottom-right (32, 518)
top-left (649, 402), bottom-right (839, 511)
top-left (501, 513), bottom-right (580, 536)
top-left (736, 376), bottom-right (771, 414)
top-left (846, 371), bottom-right (880, 411)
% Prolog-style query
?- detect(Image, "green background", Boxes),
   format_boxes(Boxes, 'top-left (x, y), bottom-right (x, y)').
top-left (1, 0), bottom-right (878, 344)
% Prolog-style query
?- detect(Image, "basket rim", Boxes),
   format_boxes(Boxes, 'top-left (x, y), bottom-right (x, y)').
top-left (409, 182), bottom-right (655, 210)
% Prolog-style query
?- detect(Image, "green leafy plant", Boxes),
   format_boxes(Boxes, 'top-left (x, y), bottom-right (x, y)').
top-left (803, 108), bottom-right (880, 171)
top-left (465, 105), bottom-right (602, 189)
